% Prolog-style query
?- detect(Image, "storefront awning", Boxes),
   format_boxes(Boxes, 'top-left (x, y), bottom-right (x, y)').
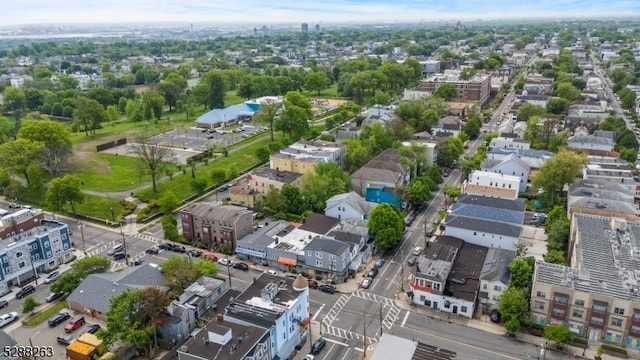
top-left (277, 257), bottom-right (297, 266)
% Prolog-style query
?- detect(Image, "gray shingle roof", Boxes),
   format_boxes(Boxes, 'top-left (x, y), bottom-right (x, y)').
top-left (480, 248), bottom-right (516, 283)
top-left (445, 215), bottom-right (522, 237)
top-left (67, 264), bottom-right (167, 314)
top-left (456, 194), bottom-right (526, 212)
top-left (325, 191), bottom-right (377, 217)
top-left (305, 237), bottom-right (349, 255)
top-left (450, 203), bottom-right (524, 225)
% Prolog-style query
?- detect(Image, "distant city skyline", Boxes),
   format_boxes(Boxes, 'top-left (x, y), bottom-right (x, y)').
top-left (2, 0), bottom-right (638, 27)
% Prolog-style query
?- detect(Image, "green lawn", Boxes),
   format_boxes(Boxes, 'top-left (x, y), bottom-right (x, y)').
top-left (302, 84), bottom-right (339, 98)
top-left (75, 153), bottom-right (153, 192)
top-left (225, 90), bottom-right (246, 106)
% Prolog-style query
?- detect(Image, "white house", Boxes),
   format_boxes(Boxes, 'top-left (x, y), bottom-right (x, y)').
top-left (567, 135), bottom-right (615, 152)
top-left (478, 248), bottom-right (515, 312)
top-left (484, 148), bottom-right (555, 169)
top-left (489, 136), bottom-right (531, 151)
top-left (462, 170), bottom-right (521, 200)
top-left (324, 191), bottom-right (378, 221)
top-left (480, 154), bottom-right (530, 193)
top-left (443, 215), bottom-right (521, 252)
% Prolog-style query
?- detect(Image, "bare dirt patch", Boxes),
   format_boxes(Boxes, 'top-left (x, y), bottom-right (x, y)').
top-left (71, 151), bottom-right (111, 174)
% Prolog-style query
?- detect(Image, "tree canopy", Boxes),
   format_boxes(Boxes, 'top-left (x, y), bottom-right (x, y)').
top-left (368, 204), bottom-right (404, 250)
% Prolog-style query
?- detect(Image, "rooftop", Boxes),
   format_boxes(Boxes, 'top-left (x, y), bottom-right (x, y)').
top-left (446, 241), bottom-right (487, 302)
top-left (252, 168), bottom-right (302, 184)
top-left (534, 213), bottom-right (640, 301)
top-left (225, 273), bottom-right (305, 328)
top-left (456, 194), bottom-right (526, 212)
top-left (416, 236), bottom-right (463, 282)
top-left (369, 333), bottom-right (457, 360)
top-left (266, 225), bottom-right (318, 255)
top-left (305, 237), bottom-right (350, 255)
top-left (182, 203), bottom-right (252, 223)
top-left (298, 213), bottom-right (339, 235)
top-left (445, 215), bottom-right (522, 238)
top-left (450, 202), bottom-right (524, 225)
top-left (480, 248), bottom-right (516, 284)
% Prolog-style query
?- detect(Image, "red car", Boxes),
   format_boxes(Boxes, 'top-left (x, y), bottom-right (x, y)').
top-left (201, 253), bottom-right (219, 262)
top-left (64, 316), bottom-right (85, 333)
top-left (307, 280), bottom-right (318, 289)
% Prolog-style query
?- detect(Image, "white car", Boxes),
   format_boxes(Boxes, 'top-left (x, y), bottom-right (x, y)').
top-left (302, 355), bottom-right (315, 360)
top-left (0, 312), bottom-right (18, 328)
top-left (44, 270), bottom-right (61, 284)
top-left (217, 258), bottom-right (233, 267)
top-left (412, 247), bottom-right (423, 256)
top-left (265, 270), bottom-right (278, 275)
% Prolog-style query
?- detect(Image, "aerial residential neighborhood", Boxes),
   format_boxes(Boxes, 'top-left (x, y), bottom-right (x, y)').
top-left (1, 5), bottom-right (640, 360)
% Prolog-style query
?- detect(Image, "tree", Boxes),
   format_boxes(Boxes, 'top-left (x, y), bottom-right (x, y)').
top-left (405, 179), bottom-right (430, 206)
top-left (141, 287), bottom-right (171, 347)
top-left (443, 185), bottom-right (461, 206)
top-left (556, 82), bottom-right (584, 101)
top-left (73, 97), bottom-right (106, 136)
top-left (532, 148), bottom-right (587, 206)
top-left (434, 84), bottom-right (458, 100)
top-left (517, 104), bottom-right (545, 122)
top-left (543, 249), bottom-right (567, 265)
top-left (128, 138), bottom-right (173, 194)
top-left (17, 119), bottom-right (72, 177)
top-left (498, 287), bottom-right (529, 334)
top-left (72, 256), bottom-right (112, 278)
top-left (46, 175), bottom-right (84, 218)
top-left (158, 72), bottom-right (188, 112)
top-left (0, 116), bottom-right (14, 144)
top-left (280, 184), bottom-right (306, 215)
top-left (255, 146), bottom-right (271, 163)
top-left (191, 177), bottom-right (207, 194)
top-left (160, 256), bottom-right (218, 296)
top-left (0, 139), bottom-right (44, 185)
top-left (368, 204), bottom-right (404, 250)
top-left (158, 190), bottom-right (179, 215)
top-left (50, 272), bottom-right (83, 294)
top-left (544, 324), bottom-right (572, 346)
top-left (3, 87), bottom-right (26, 111)
top-left (210, 168), bottom-right (227, 184)
top-left (508, 258), bottom-right (533, 289)
top-left (104, 289), bottom-right (150, 353)
top-left (546, 98), bottom-right (569, 115)
top-left (161, 214), bottom-right (179, 241)
top-left (197, 69), bottom-right (227, 109)
top-left (300, 162), bottom-right (352, 211)
top-left (22, 295), bottom-right (40, 314)
top-left (305, 71), bottom-right (330, 95)
top-left (253, 100), bottom-right (280, 141)
top-left (275, 91), bottom-right (312, 140)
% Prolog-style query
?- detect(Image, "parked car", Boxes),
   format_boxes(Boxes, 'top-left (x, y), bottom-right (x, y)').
top-left (361, 277), bottom-right (372, 289)
top-left (45, 292), bottom-right (65, 303)
top-left (233, 262), bottom-right (249, 271)
top-left (202, 253), bottom-right (218, 262)
top-left (407, 255), bottom-right (418, 266)
top-left (44, 270), bottom-right (61, 284)
top-left (171, 245), bottom-right (186, 253)
top-left (374, 258), bottom-right (385, 268)
top-left (302, 355), bottom-right (315, 360)
top-left (83, 324), bottom-right (101, 335)
top-left (318, 285), bottom-right (336, 294)
top-left (367, 268), bottom-right (379, 279)
top-left (145, 248), bottom-right (159, 255)
top-left (188, 250), bottom-right (202, 258)
top-left (15, 284), bottom-right (35, 299)
top-left (113, 251), bottom-right (129, 261)
top-left (412, 247), bottom-right (423, 256)
top-left (307, 280), bottom-right (319, 289)
top-left (426, 228), bottom-right (434, 237)
top-left (311, 338), bottom-right (327, 354)
top-left (159, 243), bottom-right (173, 250)
top-left (264, 269), bottom-right (277, 275)
top-left (0, 300), bottom-right (7, 309)
top-left (217, 258), bottom-right (233, 267)
top-left (218, 185), bottom-right (229, 192)
top-left (48, 312), bottom-right (71, 327)
top-left (0, 312), bottom-right (18, 328)
top-left (56, 333), bottom-right (74, 346)
top-left (490, 309), bottom-right (501, 323)
top-left (65, 315), bottom-right (85, 333)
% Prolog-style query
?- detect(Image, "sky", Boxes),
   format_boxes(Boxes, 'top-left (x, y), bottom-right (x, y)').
top-left (2, 0), bottom-right (639, 26)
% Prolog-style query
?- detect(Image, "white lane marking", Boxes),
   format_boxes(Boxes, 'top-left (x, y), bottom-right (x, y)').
top-left (401, 311), bottom-right (410, 327)
top-left (313, 304), bottom-right (325, 320)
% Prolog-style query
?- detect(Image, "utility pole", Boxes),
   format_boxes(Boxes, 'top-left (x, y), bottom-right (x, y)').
top-left (363, 309), bottom-right (367, 358)
top-left (120, 222), bottom-right (128, 266)
top-left (379, 302), bottom-right (383, 337)
top-left (399, 248), bottom-right (404, 293)
top-left (79, 223), bottom-right (86, 255)
top-left (226, 257), bottom-right (232, 288)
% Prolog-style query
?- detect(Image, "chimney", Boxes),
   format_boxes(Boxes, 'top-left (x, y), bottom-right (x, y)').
top-left (217, 313), bottom-right (224, 322)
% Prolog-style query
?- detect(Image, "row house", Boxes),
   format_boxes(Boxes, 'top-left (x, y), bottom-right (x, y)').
top-left (479, 248), bottom-right (516, 313)
top-left (180, 203), bottom-right (253, 250)
top-left (531, 214), bottom-right (640, 349)
top-left (415, 70), bottom-right (492, 107)
top-left (0, 214), bottom-right (72, 295)
top-left (462, 170), bottom-right (521, 200)
top-left (351, 148), bottom-right (412, 208)
top-left (484, 148), bottom-right (555, 169)
top-left (480, 153), bottom-right (530, 193)
top-left (408, 236), bottom-right (488, 318)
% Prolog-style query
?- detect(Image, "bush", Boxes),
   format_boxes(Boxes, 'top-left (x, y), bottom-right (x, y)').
top-left (600, 344), bottom-right (628, 356)
top-left (315, 275), bottom-right (322, 280)
top-left (119, 199), bottom-right (137, 217)
top-left (571, 337), bottom-right (588, 345)
top-left (220, 244), bottom-right (231, 256)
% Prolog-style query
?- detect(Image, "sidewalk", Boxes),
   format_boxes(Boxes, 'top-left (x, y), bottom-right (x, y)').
top-left (393, 292), bottom-right (597, 359)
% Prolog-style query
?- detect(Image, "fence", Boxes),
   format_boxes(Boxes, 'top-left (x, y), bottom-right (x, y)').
top-left (96, 138), bottom-right (127, 152)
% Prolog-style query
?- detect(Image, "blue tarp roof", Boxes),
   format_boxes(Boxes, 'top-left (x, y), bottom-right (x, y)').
top-left (196, 103), bottom-right (258, 125)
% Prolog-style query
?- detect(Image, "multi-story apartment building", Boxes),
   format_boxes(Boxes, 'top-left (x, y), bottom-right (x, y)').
top-left (415, 70), bottom-right (492, 107)
top-left (531, 213), bottom-right (640, 349)
top-left (0, 210), bottom-right (72, 295)
top-left (180, 203), bottom-right (253, 250)
top-left (269, 140), bottom-right (344, 175)
top-left (248, 168), bottom-right (302, 195)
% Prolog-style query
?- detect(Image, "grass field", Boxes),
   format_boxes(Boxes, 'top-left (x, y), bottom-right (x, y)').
top-left (74, 153), bottom-right (153, 192)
